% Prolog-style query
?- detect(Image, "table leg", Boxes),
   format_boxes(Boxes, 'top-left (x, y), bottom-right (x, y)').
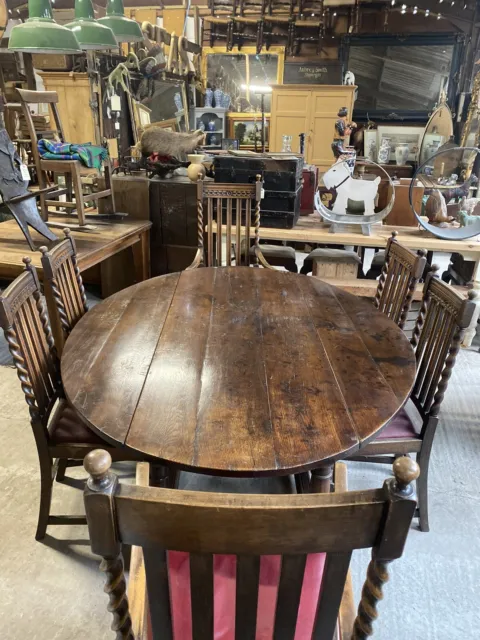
top-left (132, 229), bottom-right (151, 283)
top-left (462, 256), bottom-right (480, 347)
top-left (311, 465), bottom-right (334, 493)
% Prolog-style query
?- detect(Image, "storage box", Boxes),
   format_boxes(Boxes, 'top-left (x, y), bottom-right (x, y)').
top-left (261, 187), bottom-right (302, 229)
top-left (300, 164), bottom-right (318, 215)
top-left (213, 154), bottom-right (304, 192)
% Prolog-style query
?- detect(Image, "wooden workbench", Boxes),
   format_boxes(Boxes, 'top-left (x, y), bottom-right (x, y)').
top-left (0, 215), bottom-right (152, 297)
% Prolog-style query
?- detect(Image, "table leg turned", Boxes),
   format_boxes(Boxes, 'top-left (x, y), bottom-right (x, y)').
top-left (311, 465), bottom-right (333, 493)
top-left (132, 229), bottom-right (151, 283)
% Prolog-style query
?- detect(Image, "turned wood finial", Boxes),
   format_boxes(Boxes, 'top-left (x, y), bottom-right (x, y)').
top-left (390, 230), bottom-right (398, 239)
top-left (256, 173), bottom-right (262, 182)
top-left (22, 256), bottom-right (32, 269)
top-left (63, 228), bottom-right (72, 238)
top-left (468, 289), bottom-right (479, 302)
top-left (429, 264), bottom-right (440, 276)
top-left (84, 449), bottom-right (113, 490)
top-left (39, 246), bottom-right (48, 255)
top-left (392, 456), bottom-right (420, 496)
top-left (417, 248), bottom-right (427, 258)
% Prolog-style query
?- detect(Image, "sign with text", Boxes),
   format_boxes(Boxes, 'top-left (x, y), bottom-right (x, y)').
top-left (283, 61), bottom-right (342, 85)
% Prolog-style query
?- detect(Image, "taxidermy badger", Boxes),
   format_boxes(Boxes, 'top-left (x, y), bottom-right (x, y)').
top-left (138, 125), bottom-right (205, 160)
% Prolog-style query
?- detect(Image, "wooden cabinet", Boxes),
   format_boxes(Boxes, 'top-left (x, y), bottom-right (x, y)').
top-left (270, 84), bottom-right (356, 171)
top-left (38, 72), bottom-right (97, 145)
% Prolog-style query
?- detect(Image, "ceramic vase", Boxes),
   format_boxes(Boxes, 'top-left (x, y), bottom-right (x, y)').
top-left (222, 94), bottom-right (231, 109)
top-left (174, 92), bottom-right (183, 112)
top-left (377, 137), bottom-right (391, 164)
top-left (282, 135), bottom-right (292, 152)
top-left (395, 143), bottom-right (410, 166)
top-left (213, 89), bottom-right (224, 108)
top-left (205, 88), bottom-right (213, 107)
top-left (187, 154), bottom-right (205, 182)
top-left (366, 139), bottom-right (376, 162)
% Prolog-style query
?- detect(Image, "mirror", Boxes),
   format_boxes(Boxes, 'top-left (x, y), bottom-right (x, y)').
top-left (461, 71), bottom-right (480, 148)
top-left (138, 77), bottom-right (189, 132)
top-left (418, 100), bottom-right (454, 167)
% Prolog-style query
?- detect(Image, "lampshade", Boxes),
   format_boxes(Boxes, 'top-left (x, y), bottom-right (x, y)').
top-left (97, 0), bottom-right (143, 43)
top-left (8, 0), bottom-right (82, 54)
top-left (65, 0), bottom-right (117, 50)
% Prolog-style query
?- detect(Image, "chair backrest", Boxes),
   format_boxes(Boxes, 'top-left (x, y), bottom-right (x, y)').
top-left (84, 451), bottom-right (419, 640)
top-left (374, 231), bottom-right (427, 329)
top-left (0, 257), bottom-right (61, 428)
top-left (410, 272), bottom-right (477, 420)
top-left (195, 176), bottom-right (264, 268)
top-left (40, 228), bottom-right (88, 351)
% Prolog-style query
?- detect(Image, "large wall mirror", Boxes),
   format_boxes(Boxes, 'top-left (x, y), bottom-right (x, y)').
top-left (133, 75), bottom-right (189, 132)
top-left (203, 47), bottom-right (284, 112)
top-left (342, 34), bottom-right (465, 122)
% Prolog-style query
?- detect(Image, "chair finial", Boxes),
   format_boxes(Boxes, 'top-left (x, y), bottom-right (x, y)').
top-left (468, 289), bottom-right (479, 301)
top-left (84, 450), bottom-right (113, 490)
top-left (391, 230), bottom-right (398, 239)
top-left (417, 248), bottom-right (427, 258)
top-left (392, 456), bottom-right (420, 495)
top-left (39, 246), bottom-right (48, 255)
top-left (63, 228), bottom-right (72, 238)
top-left (22, 256), bottom-right (32, 269)
top-left (429, 264), bottom-right (440, 275)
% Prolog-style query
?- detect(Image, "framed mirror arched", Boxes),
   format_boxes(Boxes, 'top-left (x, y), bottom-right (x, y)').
top-left (418, 99), bottom-right (454, 167)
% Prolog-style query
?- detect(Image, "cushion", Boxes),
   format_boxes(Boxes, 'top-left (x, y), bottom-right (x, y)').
top-left (307, 248), bottom-right (362, 264)
top-left (168, 552), bottom-right (326, 639)
top-left (371, 250), bottom-right (386, 267)
top-left (49, 400), bottom-right (105, 445)
top-left (376, 408), bottom-right (420, 440)
top-left (249, 244), bottom-right (296, 259)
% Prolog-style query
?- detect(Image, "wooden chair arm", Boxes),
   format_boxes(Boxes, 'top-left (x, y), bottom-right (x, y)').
top-left (128, 463), bottom-right (151, 640)
top-left (334, 463), bottom-right (356, 640)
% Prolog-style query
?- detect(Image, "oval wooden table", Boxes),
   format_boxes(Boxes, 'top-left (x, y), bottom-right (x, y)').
top-left (62, 267), bottom-right (416, 490)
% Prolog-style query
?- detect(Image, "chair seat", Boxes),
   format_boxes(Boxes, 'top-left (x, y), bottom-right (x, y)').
top-left (376, 408), bottom-right (420, 440)
top-left (249, 244), bottom-right (296, 259)
top-left (49, 400), bottom-right (105, 445)
top-left (307, 248), bottom-right (362, 264)
top-left (168, 552), bottom-right (326, 639)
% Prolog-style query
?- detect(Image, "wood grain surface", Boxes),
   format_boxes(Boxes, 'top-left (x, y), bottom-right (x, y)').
top-left (62, 267), bottom-right (416, 476)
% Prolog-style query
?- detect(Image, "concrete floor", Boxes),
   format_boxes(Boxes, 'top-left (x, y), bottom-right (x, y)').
top-left (1, 253), bottom-right (479, 639)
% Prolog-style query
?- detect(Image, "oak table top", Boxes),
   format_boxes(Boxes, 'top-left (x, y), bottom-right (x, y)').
top-left (61, 267), bottom-right (416, 476)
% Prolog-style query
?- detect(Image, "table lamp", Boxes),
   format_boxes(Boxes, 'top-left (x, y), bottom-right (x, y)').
top-left (97, 0), bottom-right (143, 43)
top-left (8, 0), bottom-right (81, 53)
top-left (65, 0), bottom-right (117, 50)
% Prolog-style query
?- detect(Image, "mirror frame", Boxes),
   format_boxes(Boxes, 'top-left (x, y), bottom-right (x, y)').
top-left (341, 33), bottom-right (465, 124)
top-left (418, 100), bottom-right (454, 166)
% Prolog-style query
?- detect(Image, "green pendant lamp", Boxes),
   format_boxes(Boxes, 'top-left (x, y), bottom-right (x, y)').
top-left (8, 0), bottom-right (82, 53)
top-left (97, 0), bottom-right (143, 43)
top-left (65, 0), bottom-right (117, 50)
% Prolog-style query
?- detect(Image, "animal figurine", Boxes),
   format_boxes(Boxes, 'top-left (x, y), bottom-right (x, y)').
top-left (459, 196), bottom-right (480, 216)
top-left (323, 161), bottom-right (380, 216)
top-left (331, 107), bottom-right (357, 159)
top-left (139, 125), bottom-right (205, 160)
top-left (424, 190), bottom-right (454, 224)
top-left (443, 174), bottom-right (478, 203)
top-left (344, 70), bottom-right (355, 85)
top-left (458, 209), bottom-right (478, 227)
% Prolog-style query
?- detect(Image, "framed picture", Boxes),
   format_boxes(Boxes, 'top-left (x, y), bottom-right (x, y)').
top-left (221, 138), bottom-right (240, 151)
top-left (205, 132), bottom-right (223, 147)
top-left (228, 113), bottom-right (270, 150)
top-left (363, 130), bottom-right (377, 161)
top-left (376, 126), bottom-right (424, 162)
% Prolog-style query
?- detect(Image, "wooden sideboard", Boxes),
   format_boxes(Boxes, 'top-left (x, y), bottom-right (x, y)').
top-left (269, 84), bottom-right (356, 171)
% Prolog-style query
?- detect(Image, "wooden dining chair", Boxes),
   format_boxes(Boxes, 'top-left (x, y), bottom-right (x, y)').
top-left (374, 231), bottom-right (427, 329)
top-left (188, 176), bottom-right (297, 271)
top-left (39, 228), bottom-right (88, 355)
top-left (351, 272), bottom-right (477, 532)
top-left (0, 257), bottom-right (145, 541)
top-left (84, 451), bottom-right (418, 640)
top-left (16, 88), bottom-right (115, 227)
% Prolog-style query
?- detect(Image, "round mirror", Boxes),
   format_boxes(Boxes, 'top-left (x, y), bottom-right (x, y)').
top-left (418, 101), bottom-right (454, 167)
top-left (409, 146), bottom-right (480, 240)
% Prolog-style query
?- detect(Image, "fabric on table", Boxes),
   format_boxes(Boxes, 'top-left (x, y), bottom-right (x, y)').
top-left (167, 551), bottom-right (326, 639)
top-left (376, 408), bottom-right (420, 440)
top-left (37, 139), bottom-right (108, 170)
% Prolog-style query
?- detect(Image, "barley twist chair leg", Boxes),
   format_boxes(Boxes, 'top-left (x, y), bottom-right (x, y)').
top-left (100, 554), bottom-right (134, 639)
top-left (352, 557), bottom-right (389, 639)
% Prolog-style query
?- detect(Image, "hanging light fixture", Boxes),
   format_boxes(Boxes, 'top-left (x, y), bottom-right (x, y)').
top-left (9, 0), bottom-right (82, 53)
top-left (97, 0), bottom-right (143, 43)
top-left (65, 0), bottom-right (117, 50)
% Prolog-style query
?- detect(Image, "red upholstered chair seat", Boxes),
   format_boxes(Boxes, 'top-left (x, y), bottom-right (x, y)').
top-left (49, 400), bottom-right (105, 445)
top-left (168, 552), bottom-right (326, 639)
top-left (376, 408), bottom-right (420, 440)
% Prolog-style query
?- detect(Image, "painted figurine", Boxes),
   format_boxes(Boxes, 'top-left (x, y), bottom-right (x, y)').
top-left (332, 107), bottom-right (357, 159)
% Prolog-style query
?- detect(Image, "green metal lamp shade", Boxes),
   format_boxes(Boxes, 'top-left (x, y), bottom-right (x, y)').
top-left (65, 0), bottom-right (117, 50)
top-left (98, 0), bottom-right (143, 43)
top-left (9, 0), bottom-right (82, 53)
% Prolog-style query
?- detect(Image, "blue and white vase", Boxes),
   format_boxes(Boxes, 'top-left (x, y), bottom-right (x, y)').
top-left (222, 94), bottom-right (231, 109)
top-left (174, 92), bottom-right (183, 112)
top-left (205, 88), bottom-right (213, 107)
top-left (213, 89), bottom-right (224, 108)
